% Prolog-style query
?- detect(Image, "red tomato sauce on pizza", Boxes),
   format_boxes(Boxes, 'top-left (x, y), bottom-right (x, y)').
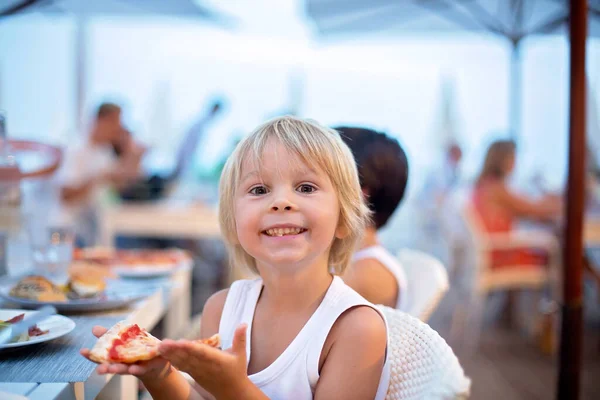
top-left (108, 324), bottom-right (143, 361)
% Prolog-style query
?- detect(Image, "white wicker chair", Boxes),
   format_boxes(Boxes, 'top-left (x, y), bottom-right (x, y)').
top-left (379, 305), bottom-right (471, 399)
top-left (397, 249), bottom-right (449, 322)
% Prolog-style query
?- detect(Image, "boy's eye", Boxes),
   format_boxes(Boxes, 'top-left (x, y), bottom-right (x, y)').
top-left (297, 184), bottom-right (316, 194)
top-left (249, 186), bottom-right (268, 195)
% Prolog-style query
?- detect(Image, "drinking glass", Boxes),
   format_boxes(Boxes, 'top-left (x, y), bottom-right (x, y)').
top-left (30, 226), bottom-right (74, 283)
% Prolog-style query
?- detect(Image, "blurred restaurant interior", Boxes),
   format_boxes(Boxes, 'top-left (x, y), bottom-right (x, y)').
top-left (0, 0), bottom-right (600, 399)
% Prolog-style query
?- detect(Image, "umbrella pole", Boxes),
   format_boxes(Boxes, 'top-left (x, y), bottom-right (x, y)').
top-left (557, 0), bottom-right (587, 399)
top-left (509, 39), bottom-right (522, 141)
top-left (75, 15), bottom-right (88, 136)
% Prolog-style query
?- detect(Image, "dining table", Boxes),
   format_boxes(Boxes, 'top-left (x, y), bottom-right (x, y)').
top-left (0, 266), bottom-right (192, 400)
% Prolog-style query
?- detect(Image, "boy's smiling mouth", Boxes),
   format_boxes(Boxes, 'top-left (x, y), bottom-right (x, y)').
top-left (262, 225), bottom-right (307, 237)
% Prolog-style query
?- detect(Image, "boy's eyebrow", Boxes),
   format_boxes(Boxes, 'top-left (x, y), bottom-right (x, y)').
top-left (240, 163), bottom-right (320, 183)
top-left (241, 170), bottom-right (260, 182)
top-left (295, 165), bottom-right (319, 177)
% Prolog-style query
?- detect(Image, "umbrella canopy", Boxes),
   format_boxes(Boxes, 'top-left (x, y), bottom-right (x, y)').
top-left (306, 0), bottom-right (600, 39)
top-left (0, 0), bottom-right (231, 21)
top-left (0, 0), bottom-right (235, 132)
top-left (305, 0), bottom-right (600, 141)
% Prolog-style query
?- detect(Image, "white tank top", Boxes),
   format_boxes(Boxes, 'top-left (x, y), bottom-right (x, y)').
top-left (218, 276), bottom-right (390, 400)
top-left (353, 246), bottom-right (408, 311)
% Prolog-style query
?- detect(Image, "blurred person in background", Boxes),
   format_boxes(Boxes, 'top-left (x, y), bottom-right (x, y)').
top-left (117, 97), bottom-right (225, 202)
top-left (337, 127), bottom-right (410, 309)
top-left (423, 142), bottom-right (463, 206)
top-left (57, 102), bottom-right (142, 245)
top-left (418, 142), bottom-right (463, 223)
top-left (472, 139), bottom-right (562, 269)
top-left (414, 142), bottom-right (464, 263)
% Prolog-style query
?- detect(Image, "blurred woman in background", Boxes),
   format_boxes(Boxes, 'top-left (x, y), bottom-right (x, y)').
top-left (472, 140), bottom-right (562, 269)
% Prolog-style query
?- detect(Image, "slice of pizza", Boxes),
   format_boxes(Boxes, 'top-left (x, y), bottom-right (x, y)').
top-left (88, 321), bottom-right (162, 364)
top-left (88, 322), bottom-right (221, 364)
top-left (196, 333), bottom-right (221, 349)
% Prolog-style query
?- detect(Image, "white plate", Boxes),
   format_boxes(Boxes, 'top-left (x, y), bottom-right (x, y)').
top-left (0, 279), bottom-right (160, 312)
top-left (0, 309), bottom-right (76, 349)
top-left (113, 260), bottom-right (192, 279)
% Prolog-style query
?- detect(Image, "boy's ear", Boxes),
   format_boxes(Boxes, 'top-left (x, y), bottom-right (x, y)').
top-left (335, 222), bottom-right (350, 239)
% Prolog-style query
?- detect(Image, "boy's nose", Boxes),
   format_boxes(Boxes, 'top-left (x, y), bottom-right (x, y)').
top-left (272, 204), bottom-right (292, 211)
top-left (270, 195), bottom-right (295, 211)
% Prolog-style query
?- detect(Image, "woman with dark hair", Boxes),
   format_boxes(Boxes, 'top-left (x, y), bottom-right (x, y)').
top-left (472, 140), bottom-right (561, 268)
top-left (337, 126), bottom-right (410, 309)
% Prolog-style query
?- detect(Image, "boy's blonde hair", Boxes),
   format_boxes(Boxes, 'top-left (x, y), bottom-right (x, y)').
top-left (218, 116), bottom-right (371, 276)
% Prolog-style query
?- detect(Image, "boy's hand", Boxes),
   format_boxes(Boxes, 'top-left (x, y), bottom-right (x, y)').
top-left (80, 326), bottom-right (172, 381)
top-left (159, 324), bottom-right (250, 398)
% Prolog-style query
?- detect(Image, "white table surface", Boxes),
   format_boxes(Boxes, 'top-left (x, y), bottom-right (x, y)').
top-left (98, 200), bottom-right (220, 247)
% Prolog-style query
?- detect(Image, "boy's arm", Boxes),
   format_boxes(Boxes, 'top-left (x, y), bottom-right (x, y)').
top-left (182, 289), bottom-right (269, 400)
top-left (140, 289), bottom-right (230, 400)
top-left (141, 367), bottom-right (205, 400)
top-left (314, 306), bottom-right (387, 400)
top-left (191, 289), bottom-right (230, 400)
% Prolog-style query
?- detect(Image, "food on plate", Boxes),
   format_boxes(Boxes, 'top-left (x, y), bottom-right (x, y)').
top-left (73, 247), bottom-right (191, 271)
top-left (118, 249), bottom-right (191, 267)
top-left (88, 321), bottom-right (220, 364)
top-left (8, 274), bottom-right (108, 302)
top-left (67, 274), bottom-right (107, 298)
top-left (69, 261), bottom-right (117, 281)
top-left (0, 313), bottom-right (49, 343)
top-left (9, 276), bottom-right (68, 302)
top-left (72, 247), bottom-right (114, 265)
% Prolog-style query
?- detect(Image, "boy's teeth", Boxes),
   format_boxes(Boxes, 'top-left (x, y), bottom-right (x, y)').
top-left (266, 228), bottom-right (303, 236)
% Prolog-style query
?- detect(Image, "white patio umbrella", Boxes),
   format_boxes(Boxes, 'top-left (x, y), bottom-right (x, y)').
top-left (0, 0), bottom-right (235, 132)
top-left (305, 1), bottom-right (594, 398)
top-left (306, 0), bottom-right (600, 141)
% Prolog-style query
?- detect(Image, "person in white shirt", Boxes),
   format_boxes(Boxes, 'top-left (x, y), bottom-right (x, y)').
top-left (57, 103), bottom-right (141, 245)
top-left (337, 127), bottom-right (410, 310)
top-left (418, 142), bottom-right (463, 226)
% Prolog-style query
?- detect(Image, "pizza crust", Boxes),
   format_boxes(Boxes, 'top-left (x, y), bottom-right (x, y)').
top-left (197, 333), bottom-right (221, 349)
top-left (88, 321), bottom-right (161, 364)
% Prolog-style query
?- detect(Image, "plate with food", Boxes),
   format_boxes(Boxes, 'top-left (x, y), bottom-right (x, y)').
top-left (0, 309), bottom-right (75, 350)
top-left (74, 248), bottom-right (193, 278)
top-left (0, 275), bottom-right (159, 312)
top-left (86, 320), bottom-right (220, 364)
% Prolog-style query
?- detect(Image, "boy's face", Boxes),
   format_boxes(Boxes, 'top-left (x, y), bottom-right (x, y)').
top-left (234, 139), bottom-right (344, 274)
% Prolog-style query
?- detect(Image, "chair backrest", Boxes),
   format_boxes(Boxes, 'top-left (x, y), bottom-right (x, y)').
top-left (460, 201), bottom-right (492, 275)
top-left (397, 249), bottom-right (449, 321)
top-left (378, 305), bottom-right (471, 399)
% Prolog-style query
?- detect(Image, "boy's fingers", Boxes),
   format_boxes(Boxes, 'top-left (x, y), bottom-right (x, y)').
top-left (128, 364), bottom-right (149, 376)
top-left (92, 326), bottom-right (108, 337)
top-left (96, 364), bottom-right (109, 375)
top-left (232, 324), bottom-right (247, 356)
top-left (107, 363), bottom-right (130, 375)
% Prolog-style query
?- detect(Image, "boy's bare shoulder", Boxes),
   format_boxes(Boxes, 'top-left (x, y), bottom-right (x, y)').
top-left (333, 305), bottom-right (386, 343)
top-left (200, 289), bottom-right (229, 338)
top-left (322, 305), bottom-right (386, 365)
top-left (203, 289), bottom-right (229, 316)
top-left (318, 305), bottom-right (387, 381)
